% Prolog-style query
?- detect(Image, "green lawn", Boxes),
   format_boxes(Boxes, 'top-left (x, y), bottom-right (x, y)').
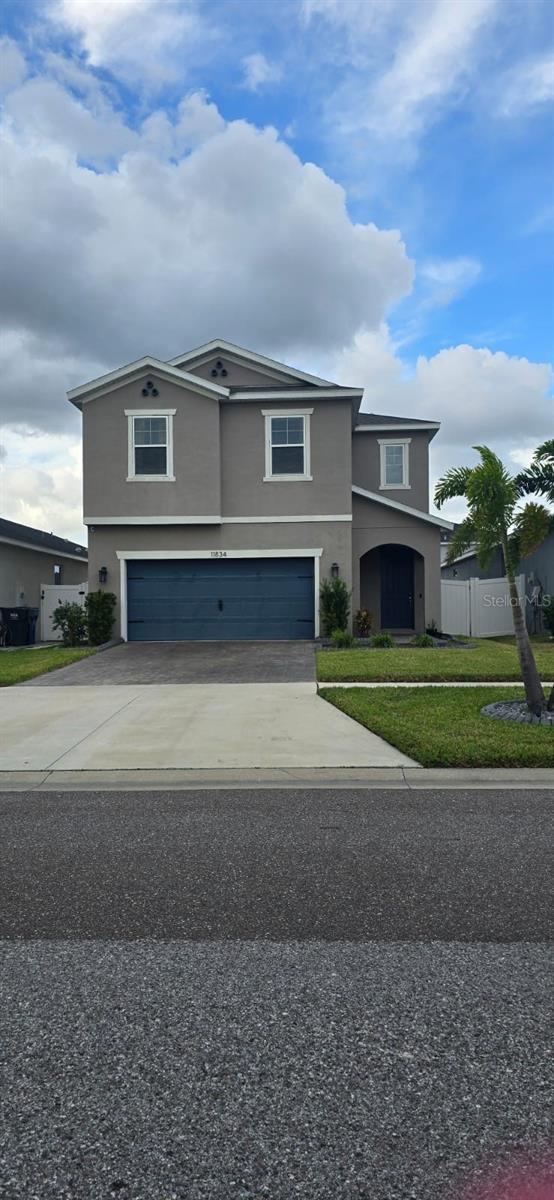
top-left (0, 646), bottom-right (95, 686)
top-left (320, 685), bottom-right (554, 768)
top-left (317, 637), bottom-right (554, 683)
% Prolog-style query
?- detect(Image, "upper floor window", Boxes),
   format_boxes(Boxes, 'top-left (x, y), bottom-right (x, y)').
top-left (125, 409), bottom-right (176, 481)
top-left (379, 438), bottom-right (410, 489)
top-left (263, 409), bottom-right (313, 481)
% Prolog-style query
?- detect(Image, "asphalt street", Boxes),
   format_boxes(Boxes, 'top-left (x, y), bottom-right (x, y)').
top-left (1, 787), bottom-right (553, 1200)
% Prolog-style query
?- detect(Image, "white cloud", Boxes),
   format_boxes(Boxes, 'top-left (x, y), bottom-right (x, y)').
top-left (48, 0), bottom-right (205, 85)
top-left (241, 53), bottom-right (283, 92)
top-left (4, 77), bottom-right (136, 164)
top-left (304, 0), bottom-right (498, 145)
top-left (419, 256), bottom-right (482, 307)
top-left (0, 430), bottom-right (85, 544)
top-left (332, 329), bottom-right (553, 518)
top-left (0, 89), bottom-right (414, 432)
top-left (0, 37), bottom-right (28, 92)
top-left (495, 52), bottom-right (554, 118)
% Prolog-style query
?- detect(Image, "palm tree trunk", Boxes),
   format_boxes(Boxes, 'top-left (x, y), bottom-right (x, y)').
top-left (505, 560), bottom-right (545, 715)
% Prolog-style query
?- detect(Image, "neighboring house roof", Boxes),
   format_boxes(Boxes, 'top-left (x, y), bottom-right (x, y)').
top-left (441, 546), bottom-right (479, 566)
top-left (355, 412), bottom-right (440, 439)
top-left (352, 485), bottom-right (454, 530)
top-left (0, 517), bottom-right (88, 561)
top-left (167, 339), bottom-right (335, 388)
top-left (67, 357), bottom-right (230, 408)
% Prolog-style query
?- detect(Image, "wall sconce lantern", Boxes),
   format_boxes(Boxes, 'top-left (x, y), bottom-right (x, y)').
top-left (98, 566), bottom-right (108, 585)
top-left (331, 562), bottom-right (339, 578)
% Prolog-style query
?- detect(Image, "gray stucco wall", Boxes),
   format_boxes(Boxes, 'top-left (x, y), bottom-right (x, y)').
top-left (0, 543), bottom-right (87, 608)
top-left (89, 521), bottom-right (352, 639)
top-left (352, 495), bottom-right (441, 631)
top-left (221, 399), bottom-right (352, 518)
top-left (352, 430), bottom-right (430, 512)
top-left (83, 377), bottom-right (222, 521)
top-left (177, 357), bottom-right (308, 389)
top-left (82, 375), bottom-right (352, 524)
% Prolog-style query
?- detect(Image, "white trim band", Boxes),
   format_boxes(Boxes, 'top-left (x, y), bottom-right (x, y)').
top-left (85, 514), bottom-right (351, 525)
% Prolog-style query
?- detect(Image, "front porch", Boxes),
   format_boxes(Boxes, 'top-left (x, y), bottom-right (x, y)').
top-left (359, 543), bottom-right (426, 634)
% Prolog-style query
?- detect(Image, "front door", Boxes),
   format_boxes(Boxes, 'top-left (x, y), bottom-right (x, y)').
top-left (380, 545), bottom-right (415, 629)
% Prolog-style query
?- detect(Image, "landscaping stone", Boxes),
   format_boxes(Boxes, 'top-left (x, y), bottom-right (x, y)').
top-left (481, 699), bottom-right (554, 726)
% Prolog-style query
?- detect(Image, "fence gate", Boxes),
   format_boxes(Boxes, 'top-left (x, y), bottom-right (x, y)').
top-left (441, 574), bottom-right (525, 638)
top-left (41, 582), bottom-right (88, 642)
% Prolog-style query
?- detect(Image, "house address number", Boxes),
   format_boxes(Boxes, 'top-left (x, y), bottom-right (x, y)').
top-left (210, 550), bottom-right (228, 558)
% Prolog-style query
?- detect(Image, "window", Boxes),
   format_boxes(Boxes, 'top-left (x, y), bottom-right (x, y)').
top-left (379, 438), bottom-right (410, 489)
top-left (53, 564), bottom-right (62, 585)
top-left (125, 409), bottom-right (175, 481)
top-left (263, 409), bottom-right (313, 481)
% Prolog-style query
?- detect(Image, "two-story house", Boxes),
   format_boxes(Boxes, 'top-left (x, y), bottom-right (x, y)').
top-left (69, 340), bottom-right (451, 641)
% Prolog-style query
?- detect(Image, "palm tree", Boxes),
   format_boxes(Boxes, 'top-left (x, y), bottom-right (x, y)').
top-left (516, 438), bottom-right (554, 711)
top-left (516, 438), bottom-right (554, 504)
top-left (435, 446), bottom-right (552, 716)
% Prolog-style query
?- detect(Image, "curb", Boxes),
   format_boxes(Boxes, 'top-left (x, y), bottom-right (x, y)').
top-left (0, 767), bottom-right (552, 792)
top-left (318, 681), bottom-right (554, 688)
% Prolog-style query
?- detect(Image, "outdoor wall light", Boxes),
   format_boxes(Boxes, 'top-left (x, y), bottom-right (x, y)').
top-left (331, 562), bottom-right (339, 578)
top-left (98, 566), bottom-right (108, 585)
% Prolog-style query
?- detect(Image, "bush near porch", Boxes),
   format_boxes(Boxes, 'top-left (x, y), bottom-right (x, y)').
top-left (320, 686), bottom-right (554, 768)
top-left (316, 636), bottom-right (554, 683)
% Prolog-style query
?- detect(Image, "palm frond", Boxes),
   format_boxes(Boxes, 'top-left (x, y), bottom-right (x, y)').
top-left (511, 502), bottom-right (552, 559)
top-left (515, 438), bottom-right (554, 502)
top-left (534, 438), bottom-right (554, 464)
top-left (434, 466), bottom-right (472, 508)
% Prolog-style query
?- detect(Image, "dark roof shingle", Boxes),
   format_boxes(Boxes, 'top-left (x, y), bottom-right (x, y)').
top-left (0, 517), bottom-right (88, 559)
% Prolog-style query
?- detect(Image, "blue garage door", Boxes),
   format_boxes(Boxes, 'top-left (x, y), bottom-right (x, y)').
top-left (127, 557), bottom-right (315, 641)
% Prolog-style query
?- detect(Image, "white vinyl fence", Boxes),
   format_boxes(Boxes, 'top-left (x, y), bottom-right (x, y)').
top-left (40, 582), bottom-right (88, 642)
top-left (441, 574), bottom-right (525, 638)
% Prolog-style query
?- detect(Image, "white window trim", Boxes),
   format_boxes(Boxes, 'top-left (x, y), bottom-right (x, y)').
top-left (116, 548), bottom-right (323, 641)
top-left (378, 438), bottom-right (411, 490)
top-left (262, 409), bottom-right (313, 482)
top-left (125, 409), bottom-right (176, 482)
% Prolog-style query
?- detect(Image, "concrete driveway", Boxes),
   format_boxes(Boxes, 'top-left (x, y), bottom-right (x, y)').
top-left (6, 641), bottom-right (417, 772)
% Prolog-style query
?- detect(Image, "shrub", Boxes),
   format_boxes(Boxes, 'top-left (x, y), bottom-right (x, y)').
top-left (543, 595), bottom-right (554, 637)
top-left (330, 628), bottom-right (354, 649)
top-left (52, 602), bottom-right (87, 647)
top-left (426, 619), bottom-right (443, 637)
top-left (412, 633), bottom-right (435, 647)
top-left (355, 608), bottom-right (373, 638)
top-left (85, 590), bottom-right (117, 646)
top-left (371, 632), bottom-right (395, 648)
top-left (320, 576), bottom-right (351, 635)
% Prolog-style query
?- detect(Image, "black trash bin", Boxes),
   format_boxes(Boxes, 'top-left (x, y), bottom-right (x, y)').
top-left (26, 607), bottom-right (39, 645)
top-left (0, 607), bottom-right (30, 647)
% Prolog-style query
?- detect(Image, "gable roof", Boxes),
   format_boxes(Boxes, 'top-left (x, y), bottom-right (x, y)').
top-left (167, 339), bottom-right (335, 388)
top-left (352, 485), bottom-right (454, 530)
top-left (67, 357), bottom-right (229, 408)
top-left (0, 517), bottom-right (88, 560)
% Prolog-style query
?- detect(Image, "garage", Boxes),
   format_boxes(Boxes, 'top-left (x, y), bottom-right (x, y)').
top-left (126, 556), bottom-right (315, 641)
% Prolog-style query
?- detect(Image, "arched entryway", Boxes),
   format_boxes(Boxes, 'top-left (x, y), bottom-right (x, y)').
top-left (360, 543), bottom-right (425, 632)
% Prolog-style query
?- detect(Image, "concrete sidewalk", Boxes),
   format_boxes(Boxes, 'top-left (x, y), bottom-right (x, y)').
top-left (0, 683), bottom-right (417, 771)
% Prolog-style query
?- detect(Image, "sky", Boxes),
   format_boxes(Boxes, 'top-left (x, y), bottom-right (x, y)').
top-left (0, 0), bottom-right (553, 542)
